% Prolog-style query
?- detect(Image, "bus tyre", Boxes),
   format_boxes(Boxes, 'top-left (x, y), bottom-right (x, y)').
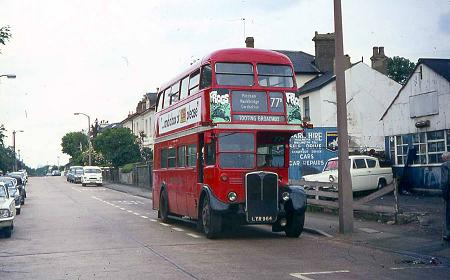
top-left (284, 211), bottom-right (305, 238)
top-left (201, 195), bottom-right (222, 239)
top-left (159, 190), bottom-right (170, 223)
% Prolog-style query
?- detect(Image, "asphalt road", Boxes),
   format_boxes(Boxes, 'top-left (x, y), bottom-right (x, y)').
top-left (1, 177), bottom-right (449, 280)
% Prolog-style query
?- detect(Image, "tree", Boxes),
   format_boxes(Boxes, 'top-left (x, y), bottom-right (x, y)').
top-left (0, 124), bottom-right (6, 146)
top-left (61, 132), bottom-right (89, 164)
top-left (93, 128), bottom-right (141, 167)
top-left (0, 25), bottom-right (12, 53)
top-left (141, 147), bottom-right (153, 163)
top-left (387, 56), bottom-right (416, 85)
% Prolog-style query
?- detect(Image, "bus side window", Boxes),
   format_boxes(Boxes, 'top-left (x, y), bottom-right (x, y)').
top-left (180, 76), bottom-right (189, 100)
top-left (157, 92), bottom-right (164, 112)
top-left (200, 64), bottom-right (212, 89)
top-left (187, 144), bottom-right (197, 167)
top-left (177, 146), bottom-right (186, 167)
top-left (189, 70), bottom-right (200, 95)
top-left (164, 88), bottom-right (171, 108)
top-left (161, 149), bottom-right (168, 168)
top-left (205, 140), bottom-right (216, 165)
top-left (168, 148), bottom-right (176, 168)
top-left (170, 82), bottom-right (180, 105)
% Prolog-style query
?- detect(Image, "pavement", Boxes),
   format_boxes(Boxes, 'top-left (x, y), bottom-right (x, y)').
top-left (3, 176), bottom-right (450, 279)
top-left (103, 181), bottom-right (152, 199)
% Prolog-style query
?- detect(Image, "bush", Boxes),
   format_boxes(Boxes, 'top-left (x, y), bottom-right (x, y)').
top-left (121, 163), bottom-right (135, 173)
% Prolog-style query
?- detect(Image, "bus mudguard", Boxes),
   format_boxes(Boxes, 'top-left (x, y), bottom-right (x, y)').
top-left (201, 185), bottom-right (229, 213)
top-left (284, 185), bottom-right (307, 213)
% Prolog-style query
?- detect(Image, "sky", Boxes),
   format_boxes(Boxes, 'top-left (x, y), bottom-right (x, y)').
top-left (0, 0), bottom-right (449, 168)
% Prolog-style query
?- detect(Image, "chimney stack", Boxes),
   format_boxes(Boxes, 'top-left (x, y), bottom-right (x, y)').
top-left (245, 37), bottom-right (254, 48)
top-left (312, 31), bottom-right (335, 73)
top-left (370, 46), bottom-right (388, 75)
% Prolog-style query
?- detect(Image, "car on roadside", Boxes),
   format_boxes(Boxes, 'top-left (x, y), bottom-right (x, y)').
top-left (67, 166), bottom-right (83, 183)
top-left (6, 173), bottom-right (27, 204)
top-left (0, 182), bottom-right (15, 238)
top-left (302, 155), bottom-right (394, 192)
top-left (81, 166), bottom-right (103, 186)
top-left (0, 177), bottom-right (22, 214)
top-left (51, 170), bottom-right (61, 176)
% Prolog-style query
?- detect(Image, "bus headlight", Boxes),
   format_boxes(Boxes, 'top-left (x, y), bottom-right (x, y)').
top-left (0, 209), bottom-right (11, 218)
top-left (281, 192), bottom-right (290, 201)
top-left (228, 192), bottom-right (237, 202)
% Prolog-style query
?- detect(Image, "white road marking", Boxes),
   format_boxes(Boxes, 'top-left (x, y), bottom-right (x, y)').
top-left (171, 227), bottom-right (184, 232)
top-left (120, 208), bottom-right (126, 210)
top-left (186, 233), bottom-right (201, 238)
top-left (133, 212), bottom-right (140, 215)
top-left (149, 219), bottom-right (157, 222)
top-left (390, 266), bottom-right (446, 271)
top-left (159, 222), bottom-right (170, 227)
top-left (71, 187), bottom-right (82, 193)
top-left (290, 270), bottom-right (350, 280)
top-left (127, 210), bottom-right (133, 213)
top-left (114, 205), bottom-right (120, 208)
top-left (141, 215), bottom-right (148, 219)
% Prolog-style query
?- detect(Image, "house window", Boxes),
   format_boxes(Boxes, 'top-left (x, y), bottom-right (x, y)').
top-left (303, 97), bottom-right (310, 119)
top-left (427, 130), bottom-right (445, 163)
top-left (447, 130), bottom-right (450, 152)
top-left (412, 132), bottom-right (427, 164)
top-left (395, 135), bottom-right (409, 165)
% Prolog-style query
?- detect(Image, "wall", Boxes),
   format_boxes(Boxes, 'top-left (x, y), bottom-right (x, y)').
top-left (382, 64), bottom-right (450, 136)
top-left (296, 73), bottom-right (318, 88)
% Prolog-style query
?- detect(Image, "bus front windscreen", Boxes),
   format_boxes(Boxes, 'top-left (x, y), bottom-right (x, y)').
top-left (218, 132), bottom-right (255, 169)
top-left (257, 64), bottom-right (294, 87)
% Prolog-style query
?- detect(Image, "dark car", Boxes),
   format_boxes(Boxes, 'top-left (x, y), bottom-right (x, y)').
top-left (6, 173), bottom-right (26, 204)
top-left (0, 177), bottom-right (22, 214)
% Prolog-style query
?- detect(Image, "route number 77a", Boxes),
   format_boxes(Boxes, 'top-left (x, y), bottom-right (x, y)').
top-left (270, 97), bottom-right (283, 108)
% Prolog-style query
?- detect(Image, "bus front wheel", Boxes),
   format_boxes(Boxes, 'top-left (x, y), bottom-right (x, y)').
top-left (159, 190), bottom-right (170, 223)
top-left (284, 211), bottom-right (305, 238)
top-left (201, 195), bottom-right (222, 239)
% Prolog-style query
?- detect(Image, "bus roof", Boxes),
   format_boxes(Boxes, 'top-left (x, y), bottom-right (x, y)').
top-left (158, 48), bottom-right (293, 92)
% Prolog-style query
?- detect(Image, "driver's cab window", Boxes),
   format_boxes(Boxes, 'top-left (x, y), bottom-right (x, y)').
top-left (257, 144), bottom-right (285, 167)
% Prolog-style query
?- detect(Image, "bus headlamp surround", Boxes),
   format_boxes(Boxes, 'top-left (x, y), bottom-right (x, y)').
top-left (0, 209), bottom-right (11, 218)
top-left (228, 191), bottom-right (237, 202)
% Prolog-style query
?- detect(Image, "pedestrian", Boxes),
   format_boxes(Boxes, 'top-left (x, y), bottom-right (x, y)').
top-left (441, 151), bottom-right (450, 241)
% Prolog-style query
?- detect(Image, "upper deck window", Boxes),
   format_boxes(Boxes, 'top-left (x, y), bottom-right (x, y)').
top-left (157, 92), bottom-right (164, 112)
top-left (200, 64), bottom-right (212, 89)
top-left (180, 76), bottom-right (189, 100)
top-left (189, 70), bottom-right (200, 95)
top-left (170, 82), bottom-right (180, 105)
top-left (257, 64), bottom-right (294, 87)
top-left (215, 63), bottom-right (254, 86)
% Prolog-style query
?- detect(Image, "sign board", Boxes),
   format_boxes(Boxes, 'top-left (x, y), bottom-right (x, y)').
top-left (158, 98), bottom-right (201, 134)
top-left (289, 127), bottom-right (338, 180)
top-left (210, 90), bottom-right (231, 123)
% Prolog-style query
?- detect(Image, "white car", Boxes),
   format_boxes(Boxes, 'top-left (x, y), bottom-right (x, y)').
top-left (302, 155), bottom-right (393, 192)
top-left (0, 182), bottom-right (16, 238)
top-left (81, 166), bottom-right (103, 186)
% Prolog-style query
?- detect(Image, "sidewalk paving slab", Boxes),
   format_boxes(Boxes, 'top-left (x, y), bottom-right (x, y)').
top-left (103, 182), bottom-right (152, 199)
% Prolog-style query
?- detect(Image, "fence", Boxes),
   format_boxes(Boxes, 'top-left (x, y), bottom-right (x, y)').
top-left (294, 178), bottom-right (401, 221)
top-left (102, 163), bottom-right (152, 189)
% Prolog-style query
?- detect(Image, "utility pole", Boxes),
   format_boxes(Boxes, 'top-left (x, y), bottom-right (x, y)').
top-left (74, 112), bottom-right (92, 165)
top-left (334, 0), bottom-right (353, 234)
top-left (12, 130), bottom-right (24, 172)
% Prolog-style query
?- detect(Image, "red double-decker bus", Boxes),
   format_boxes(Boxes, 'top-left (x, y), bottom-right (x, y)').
top-left (153, 48), bottom-right (308, 238)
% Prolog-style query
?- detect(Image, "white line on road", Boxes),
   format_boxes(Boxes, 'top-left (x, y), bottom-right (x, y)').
top-left (171, 227), bottom-right (184, 232)
top-left (290, 270), bottom-right (350, 280)
top-left (159, 222), bottom-right (170, 227)
top-left (141, 215), bottom-right (148, 219)
top-left (133, 212), bottom-right (140, 215)
top-left (149, 219), bottom-right (157, 222)
top-left (390, 266), bottom-right (446, 271)
top-left (120, 208), bottom-right (126, 210)
top-left (127, 210), bottom-right (133, 213)
top-left (186, 233), bottom-right (201, 238)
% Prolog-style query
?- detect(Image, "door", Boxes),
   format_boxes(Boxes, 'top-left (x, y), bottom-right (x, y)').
top-left (365, 158), bottom-right (378, 189)
top-left (351, 158), bottom-right (368, 191)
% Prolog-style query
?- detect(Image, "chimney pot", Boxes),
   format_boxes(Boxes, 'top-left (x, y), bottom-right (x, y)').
top-left (373, 47), bottom-right (378, 56)
top-left (245, 37), bottom-right (254, 48)
top-left (379, 46), bottom-right (385, 55)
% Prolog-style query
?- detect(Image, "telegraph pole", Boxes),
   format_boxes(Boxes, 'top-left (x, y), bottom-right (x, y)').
top-left (334, 0), bottom-right (353, 234)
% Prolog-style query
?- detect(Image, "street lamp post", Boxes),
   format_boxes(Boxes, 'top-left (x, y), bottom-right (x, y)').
top-left (12, 130), bottom-right (24, 172)
top-left (74, 112), bottom-right (92, 165)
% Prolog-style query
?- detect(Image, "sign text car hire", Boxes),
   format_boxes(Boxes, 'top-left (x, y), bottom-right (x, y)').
top-left (158, 98), bottom-right (201, 134)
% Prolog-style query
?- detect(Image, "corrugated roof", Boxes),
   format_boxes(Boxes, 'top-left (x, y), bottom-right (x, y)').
top-left (419, 58), bottom-right (450, 82)
top-left (275, 50), bottom-right (321, 74)
top-left (298, 72), bottom-right (335, 94)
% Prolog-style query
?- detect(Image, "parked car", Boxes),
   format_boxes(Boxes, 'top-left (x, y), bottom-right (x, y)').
top-left (0, 177), bottom-right (21, 214)
top-left (302, 155), bottom-right (394, 192)
top-left (0, 182), bottom-right (15, 238)
top-left (6, 173), bottom-right (26, 204)
top-left (81, 166), bottom-right (103, 186)
top-left (51, 170), bottom-right (61, 176)
top-left (68, 166), bottom-right (83, 183)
